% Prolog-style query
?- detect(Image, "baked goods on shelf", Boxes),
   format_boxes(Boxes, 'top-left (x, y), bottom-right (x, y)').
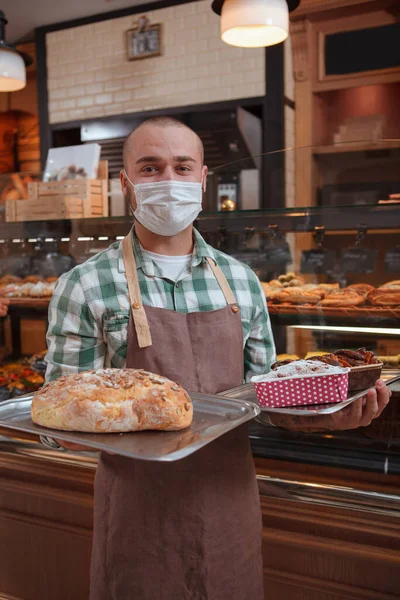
top-left (31, 369), bottom-right (193, 433)
top-left (278, 272), bottom-right (305, 288)
top-left (0, 362), bottom-right (45, 401)
top-left (0, 275), bottom-right (21, 285)
top-left (1, 280), bottom-right (56, 299)
top-left (277, 289), bottom-right (323, 305)
top-left (368, 288), bottom-right (400, 306)
top-left (319, 290), bottom-right (365, 307)
top-left (377, 355), bottom-right (400, 368)
top-left (277, 354), bottom-right (300, 361)
top-left (23, 275), bottom-right (43, 284)
top-left (29, 350), bottom-right (47, 375)
top-left (380, 280), bottom-right (400, 289)
top-left (261, 274), bottom-right (400, 310)
top-left (347, 283), bottom-right (375, 296)
top-left (29, 282), bottom-right (55, 297)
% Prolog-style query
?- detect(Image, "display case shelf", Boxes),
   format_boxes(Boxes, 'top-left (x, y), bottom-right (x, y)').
top-left (312, 140), bottom-right (400, 155)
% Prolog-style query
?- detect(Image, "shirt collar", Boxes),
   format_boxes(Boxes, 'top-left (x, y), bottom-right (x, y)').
top-left (118, 227), bottom-right (216, 275)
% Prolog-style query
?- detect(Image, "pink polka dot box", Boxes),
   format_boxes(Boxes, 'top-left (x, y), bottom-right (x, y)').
top-left (251, 362), bottom-right (351, 409)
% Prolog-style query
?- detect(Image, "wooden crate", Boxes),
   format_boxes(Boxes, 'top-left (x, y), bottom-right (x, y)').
top-left (5, 160), bottom-right (109, 222)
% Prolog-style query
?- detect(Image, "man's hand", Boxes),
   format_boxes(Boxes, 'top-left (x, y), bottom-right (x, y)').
top-left (0, 299), bottom-right (9, 318)
top-left (0, 286), bottom-right (13, 317)
top-left (269, 380), bottom-right (392, 432)
top-left (56, 439), bottom-right (96, 452)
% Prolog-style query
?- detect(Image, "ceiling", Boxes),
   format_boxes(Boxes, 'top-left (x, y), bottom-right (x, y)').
top-left (2, 0), bottom-right (160, 44)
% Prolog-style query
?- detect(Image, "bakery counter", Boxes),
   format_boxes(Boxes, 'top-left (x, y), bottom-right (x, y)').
top-left (1, 419), bottom-right (400, 600)
top-left (249, 415), bottom-right (400, 475)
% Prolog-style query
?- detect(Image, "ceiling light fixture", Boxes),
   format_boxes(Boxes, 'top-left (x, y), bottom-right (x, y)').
top-left (212, 0), bottom-right (300, 48)
top-left (0, 11), bottom-right (32, 92)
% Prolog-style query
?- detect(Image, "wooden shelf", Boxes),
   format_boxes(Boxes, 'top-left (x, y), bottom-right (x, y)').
top-left (313, 141), bottom-right (400, 155)
top-left (9, 298), bottom-right (50, 308)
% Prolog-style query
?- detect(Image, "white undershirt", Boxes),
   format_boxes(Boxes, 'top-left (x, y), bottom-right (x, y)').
top-left (142, 248), bottom-right (192, 282)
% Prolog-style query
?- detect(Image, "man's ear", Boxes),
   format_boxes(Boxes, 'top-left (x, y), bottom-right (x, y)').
top-left (120, 169), bottom-right (137, 212)
top-left (201, 165), bottom-right (208, 193)
top-left (120, 170), bottom-right (128, 195)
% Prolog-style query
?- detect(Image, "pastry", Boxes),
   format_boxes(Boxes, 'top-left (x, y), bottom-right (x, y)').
top-left (31, 369), bottom-right (193, 432)
top-left (267, 359), bottom-right (346, 378)
top-left (315, 283), bottom-right (340, 291)
top-left (335, 348), bottom-right (380, 366)
top-left (277, 354), bottom-right (300, 361)
top-left (45, 276), bottom-right (58, 283)
top-left (29, 282), bottom-right (55, 297)
top-left (6, 283), bottom-right (33, 297)
top-left (261, 283), bottom-right (282, 301)
top-left (377, 355), bottom-right (400, 367)
top-left (278, 273), bottom-right (304, 287)
top-left (368, 289), bottom-right (400, 306)
top-left (346, 284), bottom-right (375, 296)
top-left (0, 275), bottom-right (21, 284)
top-left (319, 290), bottom-right (365, 307)
top-left (380, 280), bottom-right (400, 289)
top-left (277, 289), bottom-right (323, 304)
top-left (23, 275), bottom-right (43, 284)
top-left (304, 351), bottom-right (331, 359)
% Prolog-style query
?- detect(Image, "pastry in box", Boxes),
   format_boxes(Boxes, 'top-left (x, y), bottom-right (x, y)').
top-left (252, 360), bottom-right (350, 409)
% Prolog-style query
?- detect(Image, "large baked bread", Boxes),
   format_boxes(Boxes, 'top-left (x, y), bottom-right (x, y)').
top-left (31, 369), bottom-right (193, 432)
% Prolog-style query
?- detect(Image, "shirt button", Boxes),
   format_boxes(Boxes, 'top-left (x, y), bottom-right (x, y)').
top-left (175, 283), bottom-right (179, 288)
top-left (231, 305), bottom-right (239, 313)
top-left (132, 302), bottom-right (141, 309)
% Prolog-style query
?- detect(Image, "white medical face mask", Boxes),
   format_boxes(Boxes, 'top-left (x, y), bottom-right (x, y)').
top-left (124, 171), bottom-right (203, 236)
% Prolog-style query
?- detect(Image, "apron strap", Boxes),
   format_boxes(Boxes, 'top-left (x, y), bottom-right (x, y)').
top-left (122, 232), bottom-right (153, 349)
top-left (205, 257), bottom-right (237, 306)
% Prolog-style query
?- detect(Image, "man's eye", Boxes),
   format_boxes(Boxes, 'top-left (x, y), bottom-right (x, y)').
top-left (142, 166), bottom-right (157, 173)
top-left (178, 166), bottom-right (191, 172)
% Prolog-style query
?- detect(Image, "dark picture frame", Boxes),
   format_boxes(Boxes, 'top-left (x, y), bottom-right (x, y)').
top-left (127, 21), bottom-right (161, 61)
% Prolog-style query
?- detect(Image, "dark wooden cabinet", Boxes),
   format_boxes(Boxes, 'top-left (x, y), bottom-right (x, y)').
top-left (0, 440), bottom-right (399, 600)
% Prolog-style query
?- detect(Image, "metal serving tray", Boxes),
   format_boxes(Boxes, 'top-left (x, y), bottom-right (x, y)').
top-left (221, 373), bottom-right (400, 417)
top-left (0, 392), bottom-right (260, 462)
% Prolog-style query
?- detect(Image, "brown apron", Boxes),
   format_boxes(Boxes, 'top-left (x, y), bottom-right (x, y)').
top-left (89, 231), bottom-right (263, 600)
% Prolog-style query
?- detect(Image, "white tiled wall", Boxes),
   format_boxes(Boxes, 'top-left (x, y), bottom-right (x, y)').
top-left (46, 0), bottom-right (266, 124)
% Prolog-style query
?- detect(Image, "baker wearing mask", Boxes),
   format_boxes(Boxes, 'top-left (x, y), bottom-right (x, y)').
top-left (45, 116), bottom-right (391, 600)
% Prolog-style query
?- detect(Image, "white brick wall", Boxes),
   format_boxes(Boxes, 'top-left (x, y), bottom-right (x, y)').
top-left (46, 0), bottom-right (265, 124)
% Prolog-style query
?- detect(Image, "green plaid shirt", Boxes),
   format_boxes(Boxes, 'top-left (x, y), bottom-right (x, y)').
top-left (46, 228), bottom-right (275, 383)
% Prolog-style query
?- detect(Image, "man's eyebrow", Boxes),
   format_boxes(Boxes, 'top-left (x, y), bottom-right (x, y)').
top-left (135, 155), bottom-right (163, 164)
top-left (174, 155), bottom-right (197, 163)
top-left (135, 154), bottom-right (197, 164)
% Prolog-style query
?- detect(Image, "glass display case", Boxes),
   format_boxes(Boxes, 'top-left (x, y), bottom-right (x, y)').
top-left (0, 144), bottom-right (399, 600)
top-left (0, 142), bottom-right (399, 475)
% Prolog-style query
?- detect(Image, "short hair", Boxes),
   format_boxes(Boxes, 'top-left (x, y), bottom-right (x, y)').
top-left (123, 116), bottom-right (204, 168)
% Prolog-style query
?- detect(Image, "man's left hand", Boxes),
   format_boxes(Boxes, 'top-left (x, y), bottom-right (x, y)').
top-left (269, 379), bottom-right (392, 432)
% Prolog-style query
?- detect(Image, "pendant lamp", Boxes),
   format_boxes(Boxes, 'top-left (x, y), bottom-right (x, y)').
top-left (0, 11), bottom-right (32, 92)
top-left (212, 0), bottom-right (300, 48)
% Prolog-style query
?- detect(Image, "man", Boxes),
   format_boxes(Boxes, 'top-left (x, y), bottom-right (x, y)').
top-left (45, 117), bottom-right (391, 599)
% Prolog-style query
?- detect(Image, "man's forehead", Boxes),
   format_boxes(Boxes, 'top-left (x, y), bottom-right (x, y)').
top-left (125, 125), bottom-right (202, 159)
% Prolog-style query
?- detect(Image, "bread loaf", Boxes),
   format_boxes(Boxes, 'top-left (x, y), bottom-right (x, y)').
top-left (31, 369), bottom-right (193, 432)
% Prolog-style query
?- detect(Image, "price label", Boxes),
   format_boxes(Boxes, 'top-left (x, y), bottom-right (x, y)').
top-left (300, 249), bottom-right (336, 274)
top-left (340, 248), bottom-right (377, 274)
top-left (384, 247), bottom-right (400, 273)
